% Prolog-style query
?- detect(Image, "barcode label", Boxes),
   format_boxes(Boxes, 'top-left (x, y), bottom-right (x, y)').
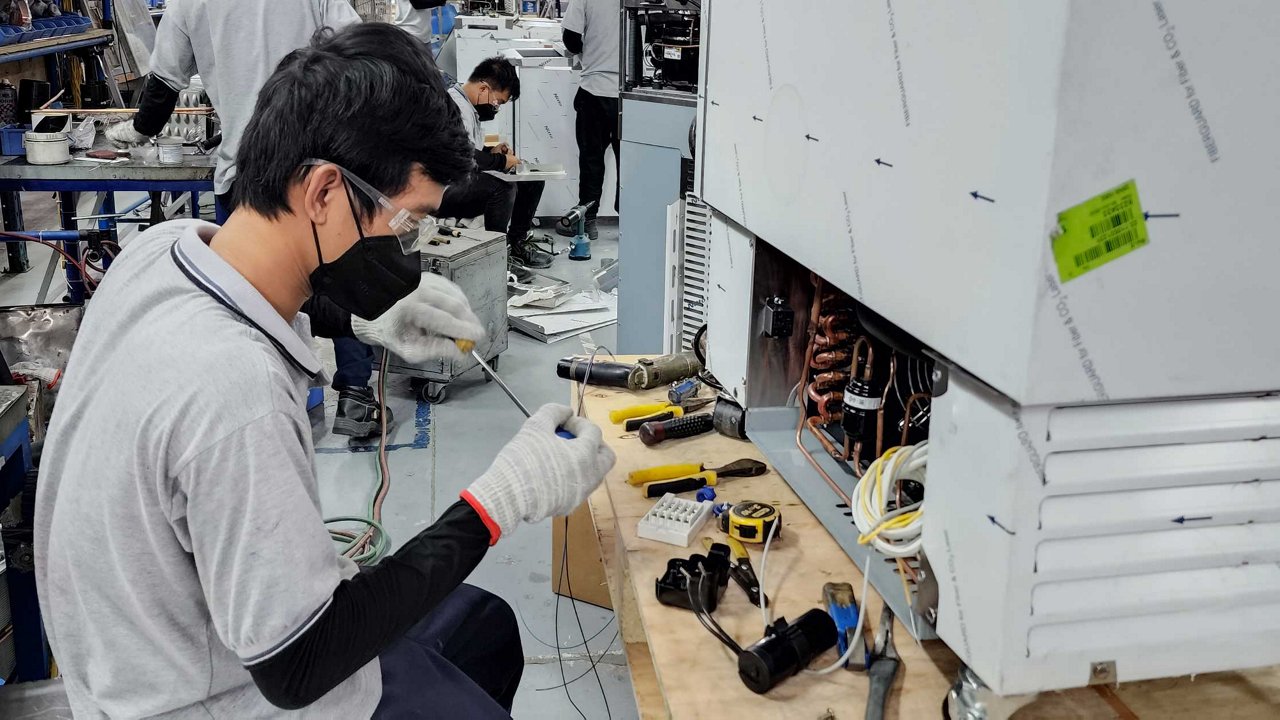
top-left (1053, 180), bottom-right (1149, 282)
top-left (1073, 228), bottom-right (1141, 268)
top-left (1088, 209), bottom-right (1134, 239)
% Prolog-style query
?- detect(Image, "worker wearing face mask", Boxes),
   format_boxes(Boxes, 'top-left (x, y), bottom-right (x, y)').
top-left (437, 57), bottom-right (554, 271)
top-left (36, 25), bottom-right (615, 718)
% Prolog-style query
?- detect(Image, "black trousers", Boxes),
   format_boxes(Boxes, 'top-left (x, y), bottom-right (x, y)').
top-left (435, 171), bottom-right (545, 243)
top-left (573, 87), bottom-right (619, 221)
top-left (374, 584), bottom-right (524, 718)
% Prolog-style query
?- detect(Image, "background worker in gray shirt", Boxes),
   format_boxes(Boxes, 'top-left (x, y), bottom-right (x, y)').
top-left (561, 0), bottom-right (621, 242)
top-left (107, 0), bottom-right (397, 442)
top-left (38, 24), bottom-right (615, 718)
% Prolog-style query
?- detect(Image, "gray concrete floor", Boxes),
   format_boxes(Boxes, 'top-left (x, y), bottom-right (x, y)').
top-left (1, 193), bottom-right (637, 720)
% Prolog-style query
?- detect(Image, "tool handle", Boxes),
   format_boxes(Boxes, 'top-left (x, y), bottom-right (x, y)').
top-left (628, 462), bottom-right (703, 485)
top-left (609, 402), bottom-right (678, 424)
top-left (642, 476), bottom-right (709, 498)
top-left (712, 458), bottom-right (768, 478)
top-left (638, 413), bottom-right (715, 446)
top-left (556, 427), bottom-right (575, 439)
top-left (624, 410), bottom-right (677, 432)
top-left (864, 658), bottom-right (900, 720)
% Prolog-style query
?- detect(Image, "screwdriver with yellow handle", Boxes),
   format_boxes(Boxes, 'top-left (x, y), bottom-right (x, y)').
top-left (632, 459), bottom-right (768, 497)
top-left (609, 397), bottom-right (716, 430)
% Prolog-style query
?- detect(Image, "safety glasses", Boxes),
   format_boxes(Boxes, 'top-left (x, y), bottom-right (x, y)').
top-left (301, 159), bottom-right (438, 254)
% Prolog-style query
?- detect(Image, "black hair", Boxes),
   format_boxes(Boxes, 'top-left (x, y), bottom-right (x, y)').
top-left (233, 23), bottom-right (474, 221)
top-left (468, 56), bottom-right (521, 101)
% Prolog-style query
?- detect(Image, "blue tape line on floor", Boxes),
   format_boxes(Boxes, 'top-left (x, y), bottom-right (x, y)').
top-left (314, 397), bottom-right (433, 454)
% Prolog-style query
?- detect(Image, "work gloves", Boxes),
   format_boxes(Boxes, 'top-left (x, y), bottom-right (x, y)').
top-left (104, 120), bottom-right (150, 148)
top-left (462, 404), bottom-right (616, 544)
top-left (351, 273), bottom-right (484, 364)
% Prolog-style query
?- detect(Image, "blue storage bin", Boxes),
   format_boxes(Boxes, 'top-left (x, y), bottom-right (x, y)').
top-left (66, 15), bottom-right (90, 34)
top-left (0, 27), bottom-right (16, 46)
top-left (1, 125), bottom-right (30, 156)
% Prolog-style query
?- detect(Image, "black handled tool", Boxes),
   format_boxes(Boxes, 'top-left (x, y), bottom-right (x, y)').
top-left (625, 410), bottom-right (677, 431)
top-left (638, 413), bottom-right (715, 446)
top-left (643, 474), bottom-right (712, 497)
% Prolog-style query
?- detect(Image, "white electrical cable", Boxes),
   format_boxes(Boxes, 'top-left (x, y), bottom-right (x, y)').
top-left (851, 442), bottom-right (929, 558)
top-left (757, 516), bottom-right (780, 630)
top-left (804, 556), bottom-right (873, 675)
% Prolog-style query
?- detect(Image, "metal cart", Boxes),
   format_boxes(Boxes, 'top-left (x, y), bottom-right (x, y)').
top-left (381, 228), bottom-right (509, 403)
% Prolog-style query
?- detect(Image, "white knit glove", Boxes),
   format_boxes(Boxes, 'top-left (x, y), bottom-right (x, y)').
top-left (462, 404), bottom-right (616, 543)
top-left (104, 120), bottom-right (149, 148)
top-left (351, 273), bottom-right (484, 363)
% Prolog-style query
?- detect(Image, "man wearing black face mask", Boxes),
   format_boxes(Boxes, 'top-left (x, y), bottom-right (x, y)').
top-left (35, 25), bottom-right (615, 718)
top-left (437, 57), bottom-right (554, 270)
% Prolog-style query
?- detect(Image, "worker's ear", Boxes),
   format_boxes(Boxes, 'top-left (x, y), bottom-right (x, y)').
top-left (301, 164), bottom-right (347, 226)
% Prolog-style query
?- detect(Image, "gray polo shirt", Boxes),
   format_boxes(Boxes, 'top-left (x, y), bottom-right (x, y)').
top-left (562, 0), bottom-right (619, 98)
top-left (34, 221), bottom-right (379, 718)
top-left (149, 0), bottom-right (360, 194)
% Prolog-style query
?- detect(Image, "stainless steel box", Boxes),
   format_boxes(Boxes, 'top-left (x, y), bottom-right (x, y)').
top-left (382, 228), bottom-right (509, 403)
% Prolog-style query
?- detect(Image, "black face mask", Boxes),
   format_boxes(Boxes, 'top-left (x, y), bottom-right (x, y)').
top-left (308, 186), bottom-right (421, 320)
top-left (476, 104), bottom-right (499, 122)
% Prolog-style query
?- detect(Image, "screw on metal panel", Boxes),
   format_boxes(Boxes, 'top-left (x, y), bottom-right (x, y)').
top-left (1089, 661), bottom-right (1116, 685)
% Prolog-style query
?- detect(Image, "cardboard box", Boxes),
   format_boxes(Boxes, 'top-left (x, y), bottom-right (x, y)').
top-left (550, 503), bottom-right (612, 610)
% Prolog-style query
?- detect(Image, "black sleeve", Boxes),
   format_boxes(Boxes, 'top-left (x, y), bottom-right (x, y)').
top-left (132, 74), bottom-right (181, 137)
top-left (300, 295), bottom-right (353, 339)
top-left (563, 29), bottom-right (583, 54)
top-left (410, 0), bottom-right (447, 8)
top-left (473, 148), bottom-right (507, 172)
top-left (247, 500), bottom-right (491, 710)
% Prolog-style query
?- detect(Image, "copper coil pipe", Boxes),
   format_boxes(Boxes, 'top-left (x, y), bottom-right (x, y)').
top-left (813, 328), bottom-right (853, 348)
top-left (812, 348), bottom-right (851, 369)
top-left (851, 337), bottom-right (875, 381)
top-left (813, 370), bottom-right (849, 390)
top-left (900, 391), bottom-right (931, 446)
top-left (806, 416), bottom-right (844, 459)
top-left (795, 277), bottom-right (852, 505)
top-left (807, 382), bottom-right (843, 416)
top-left (818, 311), bottom-right (855, 335)
top-left (875, 355), bottom-right (898, 458)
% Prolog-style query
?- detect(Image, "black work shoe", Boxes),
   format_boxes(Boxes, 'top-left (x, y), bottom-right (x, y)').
top-left (333, 386), bottom-right (393, 438)
top-left (510, 236), bottom-right (554, 269)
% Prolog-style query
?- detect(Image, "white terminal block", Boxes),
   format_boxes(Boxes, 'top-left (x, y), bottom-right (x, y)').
top-left (637, 494), bottom-right (713, 548)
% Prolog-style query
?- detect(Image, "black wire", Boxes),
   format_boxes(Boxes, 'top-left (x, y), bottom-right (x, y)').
top-left (535, 629), bottom-right (621, 692)
top-left (516, 601), bottom-right (615, 651)
top-left (682, 568), bottom-right (742, 654)
top-left (563, 515), bottom-right (611, 720)
top-left (556, 519), bottom-right (588, 720)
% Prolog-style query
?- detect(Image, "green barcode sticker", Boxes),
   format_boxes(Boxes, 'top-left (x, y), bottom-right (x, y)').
top-left (1052, 180), bottom-right (1149, 282)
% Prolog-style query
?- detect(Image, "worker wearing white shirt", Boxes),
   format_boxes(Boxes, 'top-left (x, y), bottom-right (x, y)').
top-left (561, 0), bottom-right (620, 241)
top-left (394, 0), bottom-right (447, 43)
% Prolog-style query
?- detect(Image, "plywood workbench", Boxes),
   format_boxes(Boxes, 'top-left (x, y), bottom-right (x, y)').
top-left (574, 377), bottom-right (1280, 719)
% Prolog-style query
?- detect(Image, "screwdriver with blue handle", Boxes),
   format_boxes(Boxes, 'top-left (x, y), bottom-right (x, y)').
top-left (470, 349), bottom-right (575, 438)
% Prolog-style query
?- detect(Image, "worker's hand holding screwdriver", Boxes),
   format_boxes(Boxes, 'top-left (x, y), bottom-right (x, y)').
top-left (350, 273), bottom-right (484, 363)
top-left (491, 142), bottom-right (510, 155)
top-left (503, 153), bottom-right (520, 172)
top-left (462, 404), bottom-right (616, 542)
top-left (104, 120), bottom-right (150, 148)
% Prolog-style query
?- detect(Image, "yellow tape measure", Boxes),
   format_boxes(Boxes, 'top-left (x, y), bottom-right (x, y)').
top-left (719, 501), bottom-right (781, 544)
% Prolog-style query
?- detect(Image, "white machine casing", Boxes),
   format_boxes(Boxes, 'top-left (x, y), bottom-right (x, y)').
top-left (694, 0), bottom-right (1280, 696)
top-left (449, 15), bottom-right (563, 145)
top-left (695, 0), bottom-right (1280, 407)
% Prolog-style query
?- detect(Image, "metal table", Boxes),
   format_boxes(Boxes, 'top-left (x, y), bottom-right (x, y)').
top-left (0, 147), bottom-right (215, 302)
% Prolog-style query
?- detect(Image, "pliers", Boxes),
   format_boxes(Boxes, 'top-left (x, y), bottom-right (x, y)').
top-left (611, 397), bottom-right (716, 430)
top-left (629, 458), bottom-right (768, 497)
top-left (701, 536), bottom-right (769, 608)
top-left (865, 605), bottom-right (901, 720)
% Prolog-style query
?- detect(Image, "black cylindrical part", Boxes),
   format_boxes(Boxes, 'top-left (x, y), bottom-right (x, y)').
top-left (737, 609), bottom-right (837, 694)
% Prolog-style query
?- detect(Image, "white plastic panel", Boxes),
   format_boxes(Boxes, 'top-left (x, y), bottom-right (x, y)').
top-left (1043, 439), bottom-right (1280, 495)
top-left (703, 210), bottom-right (754, 404)
top-left (1035, 523), bottom-right (1280, 578)
top-left (1031, 564), bottom-right (1280, 624)
top-left (1046, 395), bottom-right (1280, 451)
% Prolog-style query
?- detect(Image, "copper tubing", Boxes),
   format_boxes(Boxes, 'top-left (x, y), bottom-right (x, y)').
top-left (900, 391), bottom-right (931, 446)
top-left (818, 311), bottom-right (854, 335)
top-left (813, 328), bottom-right (852, 348)
top-left (812, 348), bottom-right (851, 369)
top-left (795, 276), bottom-right (852, 505)
top-left (806, 416), bottom-right (843, 458)
top-left (812, 370), bottom-right (849, 390)
top-left (806, 383), bottom-right (844, 423)
top-left (874, 355), bottom-right (898, 458)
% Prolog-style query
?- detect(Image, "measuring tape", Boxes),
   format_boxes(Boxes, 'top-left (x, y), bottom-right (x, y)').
top-left (718, 501), bottom-right (781, 543)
